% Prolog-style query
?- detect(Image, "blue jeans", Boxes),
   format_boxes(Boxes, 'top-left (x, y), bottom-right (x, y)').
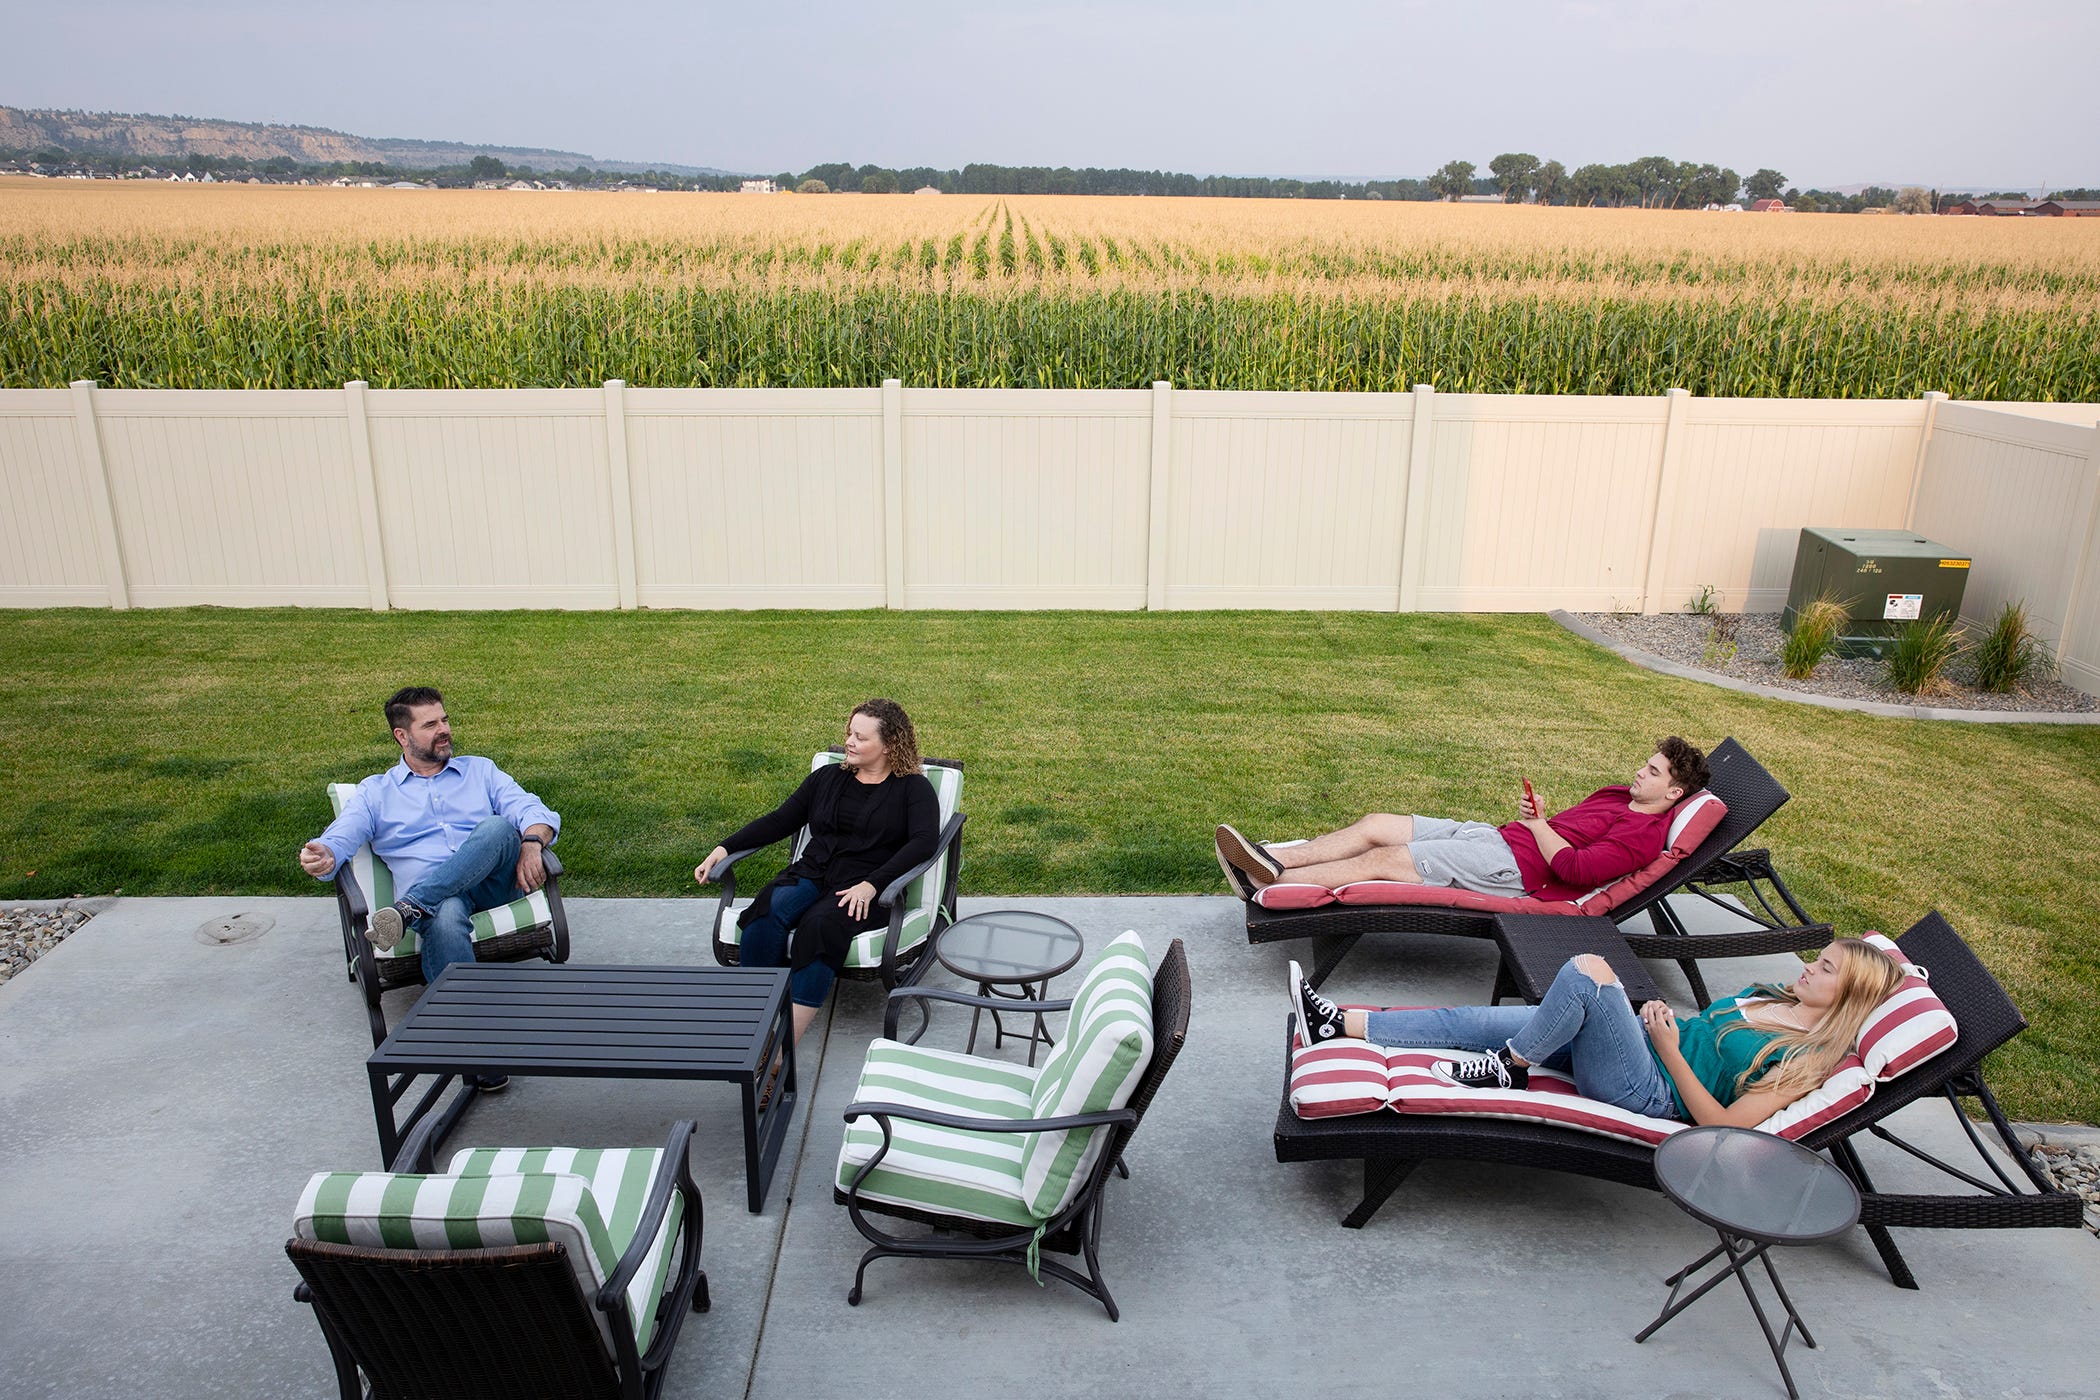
top-left (737, 877), bottom-right (838, 1009)
top-left (1361, 960), bottom-right (1679, 1118)
top-left (399, 816), bottom-right (524, 983)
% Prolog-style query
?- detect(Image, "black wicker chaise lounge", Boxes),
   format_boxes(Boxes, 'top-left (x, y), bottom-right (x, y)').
top-left (1244, 737), bottom-right (1830, 1003)
top-left (1272, 913), bottom-right (2084, 1288)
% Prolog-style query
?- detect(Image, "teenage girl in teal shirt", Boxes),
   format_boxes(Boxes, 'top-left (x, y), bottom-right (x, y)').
top-left (1294, 939), bottom-right (1907, 1124)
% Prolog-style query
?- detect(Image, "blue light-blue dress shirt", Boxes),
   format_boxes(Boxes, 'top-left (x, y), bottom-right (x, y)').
top-left (312, 756), bottom-right (560, 895)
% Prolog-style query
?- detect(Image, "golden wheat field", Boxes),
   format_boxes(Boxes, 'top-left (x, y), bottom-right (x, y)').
top-left (4, 178), bottom-right (2097, 396)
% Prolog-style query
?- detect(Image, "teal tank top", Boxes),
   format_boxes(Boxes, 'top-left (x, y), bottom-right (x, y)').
top-left (1649, 989), bottom-right (1785, 1118)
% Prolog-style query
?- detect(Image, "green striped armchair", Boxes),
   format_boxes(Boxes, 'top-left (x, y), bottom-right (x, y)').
top-left (835, 932), bottom-right (1191, 1320)
top-left (326, 781), bottom-right (571, 1048)
top-left (709, 753), bottom-right (964, 990)
top-left (287, 1120), bottom-right (707, 1400)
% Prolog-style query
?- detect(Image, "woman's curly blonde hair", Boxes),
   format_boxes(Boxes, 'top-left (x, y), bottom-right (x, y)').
top-left (852, 698), bottom-right (922, 776)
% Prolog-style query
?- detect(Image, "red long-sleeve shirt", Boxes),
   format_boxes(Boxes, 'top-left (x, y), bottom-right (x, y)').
top-left (1500, 786), bottom-right (1671, 902)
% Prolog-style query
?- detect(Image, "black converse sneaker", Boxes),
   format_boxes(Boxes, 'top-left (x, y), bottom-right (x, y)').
top-left (1437, 1047), bottom-right (1530, 1091)
top-left (1289, 960), bottom-right (1347, 1043)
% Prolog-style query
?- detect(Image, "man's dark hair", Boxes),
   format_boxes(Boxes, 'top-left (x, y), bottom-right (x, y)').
top-left (1656, 735), bottom-right (1709, 797)
top-left (385, 686), bottom-right (445, 734)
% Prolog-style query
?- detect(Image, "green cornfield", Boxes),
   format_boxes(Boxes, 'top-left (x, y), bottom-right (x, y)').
top-left (5, 182), bottom-right (2098, 399)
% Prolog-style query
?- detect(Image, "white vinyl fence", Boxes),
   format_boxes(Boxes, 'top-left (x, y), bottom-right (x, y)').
top-left (3, 380), bottom-right (2097, 692)
top-left (1911, 402), bottom-right (2100, 695)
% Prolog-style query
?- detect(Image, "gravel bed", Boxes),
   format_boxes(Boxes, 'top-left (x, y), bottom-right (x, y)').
top-left (1576, 612), bottom-right (2096, 714)
top-left (0, 905), bottom-right (100, 985)
top-left (2028, 1141), bottom-right (2100, 1235)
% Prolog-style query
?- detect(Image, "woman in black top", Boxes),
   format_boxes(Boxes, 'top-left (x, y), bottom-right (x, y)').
top-left (695, 699), bottom-right (939, 1044)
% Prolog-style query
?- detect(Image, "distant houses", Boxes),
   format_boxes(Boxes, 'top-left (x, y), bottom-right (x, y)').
top-left (1942, 198), bottom-right (2100, 216)
top-left (1750, 198), bottom-right (1790, 212)
top-left (740, 178), bottom-right (779, 194)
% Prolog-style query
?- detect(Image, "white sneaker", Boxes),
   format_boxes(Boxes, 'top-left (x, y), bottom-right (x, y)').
top-left (366, 904), bottom-right (407, 952)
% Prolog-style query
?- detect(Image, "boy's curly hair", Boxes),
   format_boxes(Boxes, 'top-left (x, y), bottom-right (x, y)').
top-left (1656, 735), bottom-right (1710, 797)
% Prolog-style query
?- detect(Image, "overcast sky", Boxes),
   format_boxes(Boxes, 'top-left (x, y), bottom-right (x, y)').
top-left (4, 0), bottom-right (2093, 189)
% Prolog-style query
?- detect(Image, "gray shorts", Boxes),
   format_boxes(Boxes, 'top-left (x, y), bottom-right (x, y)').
top-left (1406, 816), bottom-right (1526, 896)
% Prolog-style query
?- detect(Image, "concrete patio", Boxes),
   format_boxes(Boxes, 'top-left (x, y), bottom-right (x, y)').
top-left (2, 894), bottom-right (2093, 1400)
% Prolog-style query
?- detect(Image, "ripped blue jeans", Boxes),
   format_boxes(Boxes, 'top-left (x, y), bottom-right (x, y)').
top-left (1361, 959), bottom-right (1680, 1118)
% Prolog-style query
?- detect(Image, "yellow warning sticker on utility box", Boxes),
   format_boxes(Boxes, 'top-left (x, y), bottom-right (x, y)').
top-left (1939, 559), bottom-right (1970, 568)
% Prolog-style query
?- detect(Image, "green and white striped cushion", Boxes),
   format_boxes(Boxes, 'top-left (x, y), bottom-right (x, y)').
top-left (835, 1038), bottom-right (1038, 1227)
top-left (327, 782), bottom-right (554, 966)
top-left (1018, 931), bottom-right (1155, 1218)
top-left (717, 757), bottom-right (962, 971)
top-left (442, 1146), bottom-right (684, 1351)
top-left (293, 1169), bottom-right (628, 1355)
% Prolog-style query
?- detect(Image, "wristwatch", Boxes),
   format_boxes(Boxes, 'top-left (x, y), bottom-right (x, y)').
top-left (520, 834), bottom-right (546, 846)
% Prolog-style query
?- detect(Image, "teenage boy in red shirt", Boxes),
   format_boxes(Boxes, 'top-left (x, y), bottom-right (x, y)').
top-left (1215, 737), bottom-right (1709, 900)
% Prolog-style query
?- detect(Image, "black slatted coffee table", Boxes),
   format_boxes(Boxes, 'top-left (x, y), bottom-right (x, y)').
top-left (1491, 912), bottom-right (1663, 1008)
top-left (368, 964), bottom-right (795, 1212)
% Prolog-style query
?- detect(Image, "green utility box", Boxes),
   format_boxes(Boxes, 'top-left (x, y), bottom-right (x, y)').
top-left (1782, 528), bottom-right (1971, 656)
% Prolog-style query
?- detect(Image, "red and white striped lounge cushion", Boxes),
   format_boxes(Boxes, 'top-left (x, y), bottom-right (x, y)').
top-left (1253, 790), bottom-right (1727, 916)
top-left (1856, 931), bottom-right (1959, 1081)
top-left (1287, 1021), bottom-right (1876, 1145)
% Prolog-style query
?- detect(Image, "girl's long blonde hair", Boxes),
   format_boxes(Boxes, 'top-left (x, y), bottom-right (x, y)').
top-left (1725, 938), bottom-right (1907, 1100)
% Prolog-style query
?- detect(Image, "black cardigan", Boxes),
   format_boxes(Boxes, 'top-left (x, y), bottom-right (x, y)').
top-left (720, 765), bottom-right (939, 892)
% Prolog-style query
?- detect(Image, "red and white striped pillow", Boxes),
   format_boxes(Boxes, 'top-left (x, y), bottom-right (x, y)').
top-left (1252, 790), bottom-right (1727, 916)
top-left (1285, 1028), bottom-right (1685, 1145)
top-left (1855, 931), bottom-right (1959, 1081)
top-left (1286, 1024), bottom-right (1876, 1144)
top-left (1384, 1051), bottom-right (1683, 1147)
top-left (1751, 1052), bottom-right (1875, 1137)
top-left (1256, 881), bottom-right (1580, 913)
top-left (1287, 1033), bottom-right (1396, 1119)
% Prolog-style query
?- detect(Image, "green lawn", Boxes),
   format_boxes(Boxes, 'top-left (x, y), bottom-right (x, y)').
top-left (2, 609), bottom-right (2095, 1124)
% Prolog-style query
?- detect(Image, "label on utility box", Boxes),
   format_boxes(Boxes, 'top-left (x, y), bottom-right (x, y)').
top-left (1939, 559), bottom-right (1970, 569)
top-left (1885, 593), bottom-right (1924, 620)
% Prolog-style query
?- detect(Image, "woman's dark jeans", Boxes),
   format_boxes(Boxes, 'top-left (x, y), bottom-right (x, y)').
top-left (738, 877), bottom-right (839, 1008)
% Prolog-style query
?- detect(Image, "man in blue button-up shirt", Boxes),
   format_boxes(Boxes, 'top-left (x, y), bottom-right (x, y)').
top-left (300, 688), bottom-right (560, 1001)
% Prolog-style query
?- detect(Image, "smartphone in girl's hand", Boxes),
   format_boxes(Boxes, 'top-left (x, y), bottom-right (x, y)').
top-left (1521, 777), bottom-right (1536, 816)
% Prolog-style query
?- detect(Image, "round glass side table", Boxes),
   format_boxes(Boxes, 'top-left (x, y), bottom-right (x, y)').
top-left (1636, 1125), bottom-right (1861, 1400)
top-left (933, 910), bottom-right (1083, 1066)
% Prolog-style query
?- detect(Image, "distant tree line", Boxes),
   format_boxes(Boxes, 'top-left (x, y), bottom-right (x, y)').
top-left (782, 161), bottom-right (1441, 200)
top-left (0, 145), bottom-right (746, 190)
top-left (9, 142), bottom-right (2080, 212)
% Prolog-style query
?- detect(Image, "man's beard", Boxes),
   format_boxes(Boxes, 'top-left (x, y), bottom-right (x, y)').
top-left (409, 737), bottom-right (452, 766)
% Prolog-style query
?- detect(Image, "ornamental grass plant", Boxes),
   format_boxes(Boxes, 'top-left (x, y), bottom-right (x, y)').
top-left (1884, 613), bottom-right (1962, 694)
top-left (1780, 597), bottom-right (1849, 679)
top-left (1971, 601), bottom-right (2053, 693)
